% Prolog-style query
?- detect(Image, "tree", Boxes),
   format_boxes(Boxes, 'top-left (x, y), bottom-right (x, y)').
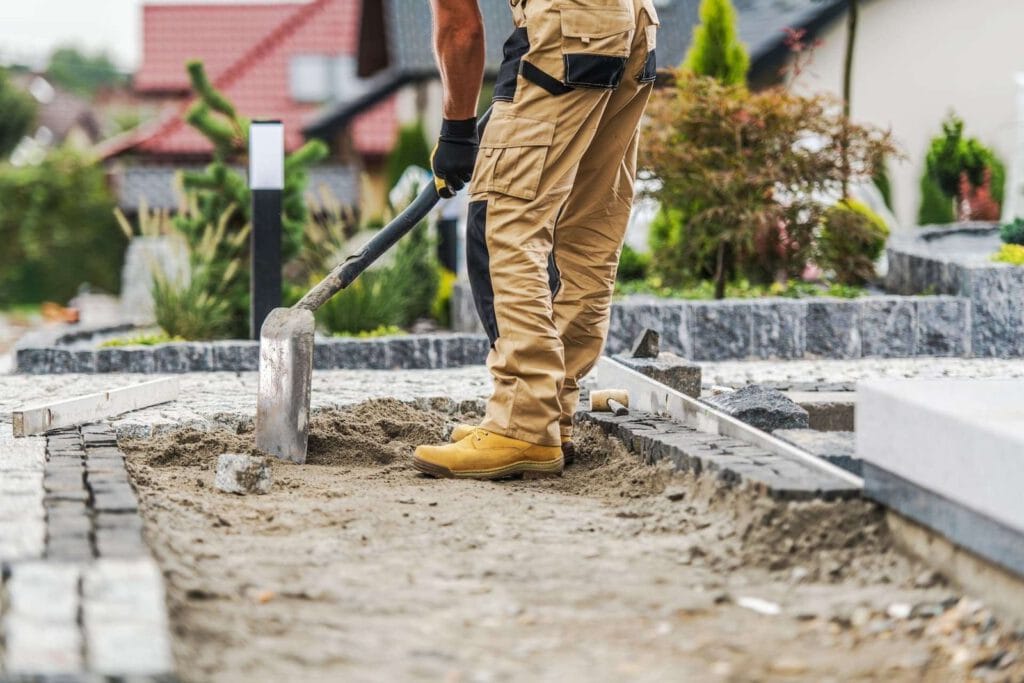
top-left (0, 149), bottom-right (123, 305)
top-left (683, 0), bottom-right (750, 85)
top-left (0, 69), bottom-right (36, 158)
top-left (641, 74), bottom-right (895, 297)
top-left (46, 47), bottom-right (125, 97)
top-left (177, 60), bottom-right (328, 336)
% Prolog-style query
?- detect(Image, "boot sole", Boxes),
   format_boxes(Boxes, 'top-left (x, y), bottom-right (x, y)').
top-left (413, 456), bottom-right (564, 480)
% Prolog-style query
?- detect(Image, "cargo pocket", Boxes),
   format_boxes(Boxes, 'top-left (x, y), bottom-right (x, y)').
top-left (559, 7), bottom-right (634, 89)
top-left (471, 115), bottom-right (556, 201)
top-left (638, 0), bottom-right (659, 83)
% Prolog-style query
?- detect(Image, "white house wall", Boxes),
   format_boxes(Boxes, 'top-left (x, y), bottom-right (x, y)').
top-left (792, 0), bottom-right (1024, 226)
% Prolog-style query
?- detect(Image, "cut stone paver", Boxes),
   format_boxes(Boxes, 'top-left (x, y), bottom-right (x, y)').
top-left (215, 453), bottom-right (273, 494)
top-left (704, 385), bottom-right (810, 433)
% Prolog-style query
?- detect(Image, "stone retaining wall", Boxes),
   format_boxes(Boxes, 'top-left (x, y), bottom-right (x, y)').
top-left (887, 234), bottom-right (1024, 358)
top-left (17, 334), bottom-right (491, 375)
top-left (606, 295), bottom-right (972, 361)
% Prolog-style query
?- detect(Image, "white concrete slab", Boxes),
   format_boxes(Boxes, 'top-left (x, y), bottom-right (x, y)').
top-left (856, 379), bottom-right (1024, 533)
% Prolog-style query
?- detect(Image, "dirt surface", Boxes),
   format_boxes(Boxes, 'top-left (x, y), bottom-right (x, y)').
top-left (123, 400), bottom-right (1024, 683)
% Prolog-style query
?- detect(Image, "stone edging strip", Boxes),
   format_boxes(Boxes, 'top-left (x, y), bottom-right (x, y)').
top-left (17, 333), bottom-right (491, 375)
top-left (0, 424), bottom-right (175, 679)
top-left (579, 410), bottom-right (859, 501)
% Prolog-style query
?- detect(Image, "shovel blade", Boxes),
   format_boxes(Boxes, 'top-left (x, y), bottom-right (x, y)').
top-left (256, 307), bottom-right (315, 463)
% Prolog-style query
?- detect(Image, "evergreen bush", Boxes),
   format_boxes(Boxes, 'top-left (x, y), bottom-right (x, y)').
top-left (1000, 218), bottom-right (1024, 245)
top-left (386, 119), bottom-right (432, 192)
top-left (816, 199), bottom-right (889, 285)
top-left (0, 68), bottom-right (35, 159)
top-left (683, 0), bottom-right (749, 85)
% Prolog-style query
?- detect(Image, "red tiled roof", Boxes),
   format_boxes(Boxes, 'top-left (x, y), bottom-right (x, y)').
top-left (113, 0), bottom-right (396, 158)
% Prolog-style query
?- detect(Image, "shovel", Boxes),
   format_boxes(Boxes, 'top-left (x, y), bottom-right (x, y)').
top-left (256, 112), bottom-right (489, 463)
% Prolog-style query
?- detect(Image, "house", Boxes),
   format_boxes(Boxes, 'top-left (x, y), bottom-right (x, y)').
top-left (667, 0), bottom-right (1024, 228)
top-left (9, 74), bottom-right (104, 165)
top-left (101, 0), bottom-right (711, 219)
top-left (98, 0), bottom-right (392, 217)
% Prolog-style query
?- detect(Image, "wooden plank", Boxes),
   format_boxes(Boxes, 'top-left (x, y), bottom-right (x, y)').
top-left (12, 379), bottom-right (179, 437)
top-left (596, 356), bottom-right (863, 488)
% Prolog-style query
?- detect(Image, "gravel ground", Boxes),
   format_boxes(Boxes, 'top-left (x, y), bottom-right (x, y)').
top-left (120, 404), bottom-right (1024, 683)
top-left (699, 358), bottom-right (1024, 390)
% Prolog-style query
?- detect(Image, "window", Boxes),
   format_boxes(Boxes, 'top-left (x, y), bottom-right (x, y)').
top-left (289, 55), bottom-right (368, 103)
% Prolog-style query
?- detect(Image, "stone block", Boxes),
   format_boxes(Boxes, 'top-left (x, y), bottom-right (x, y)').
top-left (5, 562), bottom-right (81, 621)
top-left (15, 347), bottom-right (50, 374)
top-left (463, 336), bottom-right (490, 364)
top-left (387, 336), bottom-right (434, 369)
top-left (964, 266), bottom-right (1024, 357)
top-left (3, 618), bottom-right (83, 674)
top-left (860, 297), bottom-right (916, 358)
top-left (857, 379), bottom-right (1024, 536)
top-left (124, 348), bottom-right (157, 374)
top-left (688, 301), bottom-right (751, 360)
top-left (629, 328), bottom-right (660, 358)
top-left (96, 347), bottom-right (130, 373)
top-left (704, 385), bottom-right (809, 432)
top-left (154, 342), bottom-right (213, 373)
top-left (74, 349), bottom-right (98, 373)
top-left (211, 341), bottom-right (260, 371)
top-left (774, 429), bottom-right (859, 476)
top-left (333, 338), bottom-right (388, 369)
top-left (46, 533), bottom-right (94, 561)
top-left (48, 348), bottom-right (78, 374)
top-left (750, 301), bottom-right (806, 359)
top-left (915, 297), bottom-right (971, 357)
top-left (805, 299), bottom-right (861, 358)
top-left (611, 353), bottom-right (701, 398)
top-left (215, 453), bottom-right (272, 495)
top-left (607, 300), bottom-right (690, 357)
top-left (312, 339), bottom-right (335, 369)
top-left (92, 491), bottom-right (139, 513)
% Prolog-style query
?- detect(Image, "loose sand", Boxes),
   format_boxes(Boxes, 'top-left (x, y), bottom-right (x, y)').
top-left (123, 400), bottom-right (1024, 682)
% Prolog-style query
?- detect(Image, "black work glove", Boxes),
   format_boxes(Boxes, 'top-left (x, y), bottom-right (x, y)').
top-left (431, 117), bottom-right (478, 198)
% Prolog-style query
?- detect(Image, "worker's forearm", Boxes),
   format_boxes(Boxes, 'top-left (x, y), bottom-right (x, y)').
top-left (430, 0), bottom-right (485, 120)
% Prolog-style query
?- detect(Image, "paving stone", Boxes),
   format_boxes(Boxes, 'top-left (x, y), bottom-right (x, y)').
top-left (915, 297), bottom-right (971, 357)
top-left (1, 470), bottom-right (44, 494)
top-left (688, 302), bottom-right (752, 360)
top-left (5, 561), bottom-right (80, 621)
top-left (0, 493), bottom-right (44, 522)
top-left (751, 301), bottom-right (806, 360)
top-left (154, 341), bottom-right (214, 373)
top-left (215, 453), bottom-right (272, 495)
top-left (805, 299), bottom-right (862, 359)
top-left (48, 514), bottom-right (92, 536)
top-left (211, 341), bottom-right (260, 372)
top-left (861, 298), bottom-right (917, 358)
top-left (46, 534), bottom-right (94, 561)
top-left (577, 410), bottom-right (857, 500)
top-left (2, 618), bottom-right (83, 675)
top-left (704, 385), bottom-right (809, 432)
top-left (92, 492), bottom-right (139, 513)
top-left (612, 353), bottom-right (702, 398)
top-left (630, 328), bottom-right (660, 358)
top-left (95, 512), bottom-right (144, 531)
top-left (774, 429), bottom-right (860, 476)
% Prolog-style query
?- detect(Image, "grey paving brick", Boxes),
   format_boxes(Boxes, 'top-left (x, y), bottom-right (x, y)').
top-left (751, 301), bottom-right (806, 360)
top-left (805, 299), bottom-right (862, 359)
top-left (915, 297), bottom-right (971, 357)
top-left (688, 301), bottom-right (752, 361)
top-left (92, 492), bottom-right (139, 513)
top-left (45, 534), bottom-right (94, 561)
top-left (2, 617), bottom-right (83, 675)
top-left (5, 561), bottom-right (80, 620)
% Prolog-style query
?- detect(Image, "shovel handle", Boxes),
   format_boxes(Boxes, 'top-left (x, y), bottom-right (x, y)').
top-left (295, 108), bottom-right (492, 313)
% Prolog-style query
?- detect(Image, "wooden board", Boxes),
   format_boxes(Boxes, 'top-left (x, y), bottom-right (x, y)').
top-left (12, 378), bottom-right (179, 437)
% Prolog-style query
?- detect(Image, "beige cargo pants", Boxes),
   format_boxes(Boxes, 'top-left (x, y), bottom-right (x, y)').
top-left (466, 0), bottom-right (658, 446)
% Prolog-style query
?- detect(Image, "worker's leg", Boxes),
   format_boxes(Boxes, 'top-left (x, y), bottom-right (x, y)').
top-left (553, 0), bottom-right (658, 439)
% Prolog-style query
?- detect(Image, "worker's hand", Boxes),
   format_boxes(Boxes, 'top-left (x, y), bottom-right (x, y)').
top-left (431, 117), bottom-right (478, 198)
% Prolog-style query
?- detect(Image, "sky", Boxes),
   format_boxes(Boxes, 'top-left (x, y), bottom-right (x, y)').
top-left (0, 0), bottom-right (305, 71)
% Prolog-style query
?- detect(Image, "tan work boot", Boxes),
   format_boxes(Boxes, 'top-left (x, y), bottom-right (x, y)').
top-left (414, 429), bottom-right (563, 479)
top-left (450, 423), bottom-right (576, 464)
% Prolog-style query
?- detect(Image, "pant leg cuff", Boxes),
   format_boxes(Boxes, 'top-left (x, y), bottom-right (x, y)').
top-left (480, 420), bottom-right (561, 448)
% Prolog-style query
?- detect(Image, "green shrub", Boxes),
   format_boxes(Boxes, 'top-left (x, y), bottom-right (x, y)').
top-left (316, 266), bottom-right (410, 334)
top-left (333, 325), bottom-right (402, 338)
top-left (816, 199), bottom-right (889, 285)
top-left (0, 149), bottom-right (124, 305)
top-left (683, 0), bottom-right (749, 84)
top-left (917, 171), bottom-right (955, 225)
top-left (993, 243), bottom-right (1024, 266)
top-left (149, 206), bottom-right (249, 340)
top-left (386, 119), bottom-right (432, 192)
top-left (101, 333), bottom-right (185, 348)
top-left (920, 113), bottom-right (1006, 221)
top-left (617, 243), bottom-right (650, 282)
top-left (394, 220), bottom-right (440, 325)
top-left (872, 158), bottom-right (894, 212)
top-left (1000, 218), bottom-right (1024, 245)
